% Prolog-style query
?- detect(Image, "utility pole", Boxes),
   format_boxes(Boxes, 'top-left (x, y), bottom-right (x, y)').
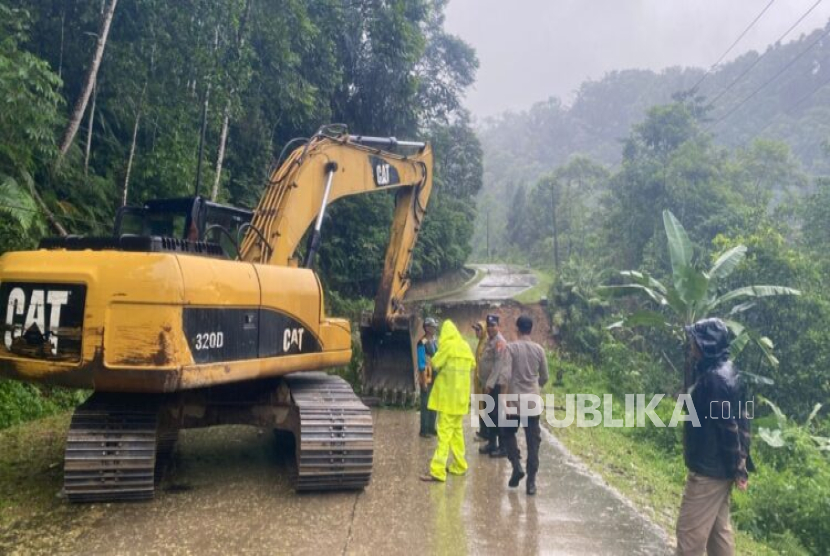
top-left (486, 210), bottom-right (490, 262)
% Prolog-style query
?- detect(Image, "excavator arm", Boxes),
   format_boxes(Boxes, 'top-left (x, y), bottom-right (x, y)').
top-left (239, 128), bottom-right (433, 397)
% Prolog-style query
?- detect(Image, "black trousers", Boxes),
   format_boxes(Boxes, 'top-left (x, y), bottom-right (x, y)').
top-left (484, 385), bottom-right (504, 448)
top-left (503, 415), bottom-right (541, 477)
top-left (419, 382), bottom-right (436, 435)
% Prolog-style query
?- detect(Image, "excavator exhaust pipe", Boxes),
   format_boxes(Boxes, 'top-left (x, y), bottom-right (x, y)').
top-left (359, 313), bottom-right (418, 405)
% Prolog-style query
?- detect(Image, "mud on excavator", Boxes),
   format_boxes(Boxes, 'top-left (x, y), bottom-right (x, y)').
top-left (0, 126), bottom-right (432, 501)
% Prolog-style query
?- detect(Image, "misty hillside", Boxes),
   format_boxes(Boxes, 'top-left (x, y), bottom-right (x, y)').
top-left (474, 22), bottom-right (830, 256)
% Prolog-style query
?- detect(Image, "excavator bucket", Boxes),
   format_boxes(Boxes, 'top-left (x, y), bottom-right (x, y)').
top-left (359, 314), bottom-right (418, 404)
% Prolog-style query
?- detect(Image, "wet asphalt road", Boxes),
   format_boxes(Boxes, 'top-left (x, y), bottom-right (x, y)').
top-left (439, 265), bottom-right (537, 302)
top-left (3, 410), bottom-right (670, 555)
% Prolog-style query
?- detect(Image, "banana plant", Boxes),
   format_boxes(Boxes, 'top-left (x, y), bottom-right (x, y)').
top-left (756, 397), bottom-right (829, 452)
top-left (603, 210), bottom-right (800, 387)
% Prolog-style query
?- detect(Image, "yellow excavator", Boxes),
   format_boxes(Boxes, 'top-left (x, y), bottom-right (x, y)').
top-left (0, 126), bottom-right (432, 501)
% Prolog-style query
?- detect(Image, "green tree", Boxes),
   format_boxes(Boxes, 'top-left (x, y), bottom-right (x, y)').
top-left (606, 210), bottom-right (800, 389)
top-left (0, 3), bottom-right (62, 244)
top-left (505, 184), bottom-right (530, 248)
top-left (411, 111), bottom-right (483, 279)
top-left (716, 227), bottom-right (830, 417)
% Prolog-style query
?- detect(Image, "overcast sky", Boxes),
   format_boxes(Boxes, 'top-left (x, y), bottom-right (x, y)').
top-left (444, 0), bottom-right (830, 118)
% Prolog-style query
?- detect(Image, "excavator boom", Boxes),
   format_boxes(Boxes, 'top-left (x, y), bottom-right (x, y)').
top-left (239, 128), bottom-right (433, 397)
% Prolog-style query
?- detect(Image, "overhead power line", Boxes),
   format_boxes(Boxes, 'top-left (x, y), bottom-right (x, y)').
top-left (708, 23), bottom-right (830, 131)
top-left (705, 0), bottom-right (824, 109)
top-left (691, 0), bottom-right (777, 92)
top-left (748, 63), bottom-right (830, 139)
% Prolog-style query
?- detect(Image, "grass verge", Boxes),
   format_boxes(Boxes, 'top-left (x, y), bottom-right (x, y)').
top-left (0, 413), bottom-right (71, 531)
top-left (513, 268), bottom-right (554, 304)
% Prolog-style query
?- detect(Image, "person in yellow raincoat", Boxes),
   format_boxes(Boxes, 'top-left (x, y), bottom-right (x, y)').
top-left (420, 320), bottom-right (475, 483)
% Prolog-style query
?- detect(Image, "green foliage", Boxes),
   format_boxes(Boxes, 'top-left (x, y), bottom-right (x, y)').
top-left (0, 4), bottom-right (62, 172)
top-left (604, 210), bottom-right (800, 388)
top-left (713, 228), bottom-right (830, 418)
top-left (0, 3), bottom-right (62, 245)
top-left (0, 0), bottom-right (481, 274)
top-left (729, 398), bottom-right (830, 554)
top-left (0, 380), bottom-right (87, 429)
top-left (547, 259), bottom-right (611, 359)
top-left (801, 178), bottom-right (830, 253)
top-left (502, 156), bottom-right (609, 267)
top-left (411, 112), bottom-right (483, 279)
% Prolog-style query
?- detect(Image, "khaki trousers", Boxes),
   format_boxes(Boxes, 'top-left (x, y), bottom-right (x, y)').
top-left (675, 472), bottom-right (735, 556)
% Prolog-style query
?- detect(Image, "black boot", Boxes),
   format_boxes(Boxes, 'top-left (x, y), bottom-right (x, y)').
top-left (489, 447), bottom-right (508, 458)
top-left (508, 466), bottom-right (526, 488)
top-left (526, 475), bottom-right (536, 495)
top-left (479, 442), bottom-right (496, 455)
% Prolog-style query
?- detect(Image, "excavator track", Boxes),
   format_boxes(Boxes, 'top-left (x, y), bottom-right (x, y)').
top-left (63, 394), bottom-right (166, 503)
top-left (286, 373), bottom-right (373, 491)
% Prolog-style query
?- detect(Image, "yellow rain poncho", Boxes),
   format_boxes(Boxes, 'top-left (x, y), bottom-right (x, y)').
top-left (428, 321), bottom-right (475, 415)
top-left (427, 320), bottom-right (475, 481)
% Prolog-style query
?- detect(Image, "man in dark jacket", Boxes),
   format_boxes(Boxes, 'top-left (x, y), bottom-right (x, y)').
top-left (676, 318), bottom-right (754, 556)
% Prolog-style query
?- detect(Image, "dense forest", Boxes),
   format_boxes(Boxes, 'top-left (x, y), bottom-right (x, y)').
top-left (0, 0), bottom-right (482, 423)
top-left (475, 22), bottom-right (830, 259)
top-left (0, 0), bottom-right (482, 292)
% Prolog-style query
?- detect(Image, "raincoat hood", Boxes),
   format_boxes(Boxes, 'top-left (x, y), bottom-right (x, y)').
top-left (685, 318), bottom-right (730, 362)
top-left (433, 321), bottom-right (475, 365)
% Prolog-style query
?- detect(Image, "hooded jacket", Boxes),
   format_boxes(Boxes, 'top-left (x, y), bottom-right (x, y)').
top-left (428, 320), bottom-right (475, 416)
top-left (684, 319), bottom-right (754, 480)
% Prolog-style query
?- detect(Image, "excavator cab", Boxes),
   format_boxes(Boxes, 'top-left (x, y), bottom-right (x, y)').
top-left (113, 197), bottom-right (253, 258)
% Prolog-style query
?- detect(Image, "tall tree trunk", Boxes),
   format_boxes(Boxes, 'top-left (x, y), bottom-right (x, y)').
top-left (211, 106), bottom-right (230, 201)
top-left (210, 0), bottom-right (252, 201)
top-left (28, 178), bottom-right (68, 237)
top-left (122, 40), bottom-right (155, 205)
top-left (122, 82), bottom-right (147, 206)
top-left (195, 25), bottom-right (219, 197)
top-left (84, 82), bottom-right (97, 177)
top-left (58, 0), bottom-right (118, 157)
top-left (195, 83), bottom-right (211, 197)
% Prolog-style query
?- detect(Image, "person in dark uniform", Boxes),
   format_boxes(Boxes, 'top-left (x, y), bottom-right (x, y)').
top-left (479, 314), bottom-right (510, 457)
top-left (417, 317), bottom-right (439, 437)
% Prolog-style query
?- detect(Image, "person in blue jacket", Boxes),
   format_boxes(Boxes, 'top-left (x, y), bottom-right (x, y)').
top-left (417, 317), bottom-right (439, 436)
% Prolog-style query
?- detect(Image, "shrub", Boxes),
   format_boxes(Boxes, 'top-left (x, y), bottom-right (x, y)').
top-left (0, 379), bottom-right (87, 429)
